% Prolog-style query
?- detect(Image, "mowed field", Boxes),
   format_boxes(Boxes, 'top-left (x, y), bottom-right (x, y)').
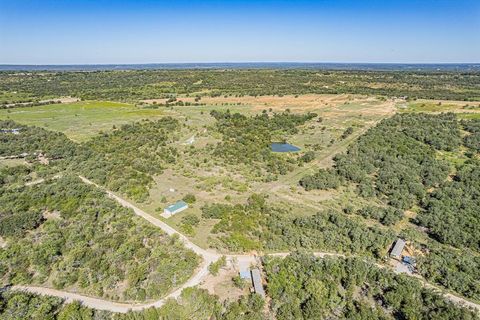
top-left (0, 101), bottom-right (165, 142)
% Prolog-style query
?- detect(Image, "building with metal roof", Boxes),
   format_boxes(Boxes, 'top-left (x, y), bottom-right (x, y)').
top-left (390, 238), bottom-right (406, 259)
top-left (251, 268), bottom-right (265, 297)
top-left (162, 200), bottom-right (188, 218)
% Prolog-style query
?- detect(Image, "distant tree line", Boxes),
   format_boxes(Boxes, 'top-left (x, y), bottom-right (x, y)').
top-left (1, 69), bottom-right (479, 103)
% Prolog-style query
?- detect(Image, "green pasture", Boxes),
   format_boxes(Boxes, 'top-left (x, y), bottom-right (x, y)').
top-left (0, 101), bottom-right (165, 142)
top-left (400, 101), bottom-right (461, 113)
top-left (458, 112), bottom-right (480, 119)
top-left (0, 158), bottom-right (27, 168)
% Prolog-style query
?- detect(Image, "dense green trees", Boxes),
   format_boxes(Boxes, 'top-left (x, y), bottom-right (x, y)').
top-left (3, 258), bottom-right (478, 320)
top-left (265, 253), bottom-right (479, 320)
top-left (0, 164), bottom-right (33, 185)
top-left (211, 110), bottom-right (316, 176)
top-left (463, 119), bottom-right (480, 152)
top-left (0, 174), bottom-right (199, 301)
top-left (0, 120), bottom-right (77, 159)
top-left (417, 160), bottom-right (480, 251)
top-left (203, 194), bottom-right (396, 257)
top-left (202, 194), bottom-right (269, 251)
top-left (417, 245), bottom-right (480, 301)
top-left (0, 288), bottom-right (266, 320)
top-left (0, 290), bottom-right (94, 320)
top-left (2, 263), bottom-right (477, 320)
top-left (266, 210), bottom-right (395, 258)
top-left (335, 113), bottom-right (457, 210)
top-left (207, 195), bottom-right (479, 301)
top-left (1, 118), bottom-right (181, 202)
top-left (321, 114), bottom-right (478, 252)
top-left (299, 168), bottom-right (343, 190)
top-left (301, 113), bottom-right (458, 210)
top-left (1, 69), bottom-right (479, 103)
top-left (75, 118), bottom-right (180, 201)
top-left (298, 113), bottom-right (480, 300)
top-left (0, 166), bottom-right (47, 237)
top-left (354, 205), bottom-right (404, 226)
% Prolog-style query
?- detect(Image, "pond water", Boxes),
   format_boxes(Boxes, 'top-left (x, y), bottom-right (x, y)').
top-left (270, 143), bottom-right (301, 152)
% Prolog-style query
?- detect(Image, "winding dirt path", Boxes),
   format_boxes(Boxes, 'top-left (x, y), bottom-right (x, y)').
top-left (14, 176), bottom-right (219, 313)
top-left (78, 176), bottom-right (218, 262)
top-left (12, 176), bottom-right (480, 313)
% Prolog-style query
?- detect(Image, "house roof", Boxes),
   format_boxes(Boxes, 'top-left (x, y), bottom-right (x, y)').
top-left (251, 269), bottom-right (265, 297)
top-left (165, 200), bottom-right (188, 212)
top-left (391, 238), bottom-right (406, 257)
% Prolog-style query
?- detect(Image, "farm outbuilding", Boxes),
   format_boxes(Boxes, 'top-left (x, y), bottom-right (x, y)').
top-left (239, 268), bottom-right (265, 297)
top-left (251, 269), bottom-right (265, 297)
top-left (390, 238), bottom-right (406, 259)
top-left (162, 200), bottom-right (188, 218)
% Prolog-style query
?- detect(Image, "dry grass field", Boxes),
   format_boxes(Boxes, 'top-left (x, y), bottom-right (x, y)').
top-left (131, 94), bottom-right (399, 247)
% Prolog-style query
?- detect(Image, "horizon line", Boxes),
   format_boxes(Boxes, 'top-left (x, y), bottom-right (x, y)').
top-left (1, 61), bottom-right (480, 66)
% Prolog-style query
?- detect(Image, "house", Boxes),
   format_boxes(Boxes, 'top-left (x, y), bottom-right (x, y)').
top-left (390, 238), bottom-right (406, 259)
top-left (238, 268), bottom-right (266, 297)
top-left (162, 200), bottom-right (188, 218)
top-left (251, 269), bottom-right (265, 298)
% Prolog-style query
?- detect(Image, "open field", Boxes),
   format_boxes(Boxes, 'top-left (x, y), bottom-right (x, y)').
top-left (59, 94), bottom-right (382, 251)
top-left (0, 100), bottom-right (165, 141)
top-left (0, 158), bottom-right (27, 168)
top-left (125, 94), bottom-right (399, 249)
top-left (457, 112), bottom-right (480, 119)
top-left (398, 99), bottom-right (480, 115)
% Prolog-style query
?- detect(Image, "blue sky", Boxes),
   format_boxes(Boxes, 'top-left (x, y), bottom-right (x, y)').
top-left (0, 0), bottom-right (479, 64)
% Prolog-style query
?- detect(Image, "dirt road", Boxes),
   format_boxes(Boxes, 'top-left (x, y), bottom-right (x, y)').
top-left (78, 176), bottom-right (218, 262)
top-left (14, 176), bottom-right (219, 313)
top-left (12, 176), bottom-right (480, 314)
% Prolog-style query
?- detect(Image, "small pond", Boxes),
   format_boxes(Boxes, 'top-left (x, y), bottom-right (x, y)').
top-left (270, 143), bottom-right (301, 152)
